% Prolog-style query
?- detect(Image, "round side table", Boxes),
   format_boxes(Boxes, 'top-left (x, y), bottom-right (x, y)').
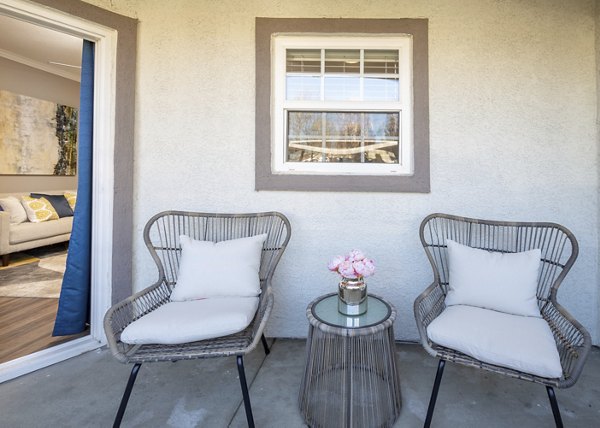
top-left (298, 293), bottom-right (402, 428)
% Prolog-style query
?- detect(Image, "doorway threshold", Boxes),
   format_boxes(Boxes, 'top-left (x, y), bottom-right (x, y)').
top-left (0, 335), bottom-right (102, 383)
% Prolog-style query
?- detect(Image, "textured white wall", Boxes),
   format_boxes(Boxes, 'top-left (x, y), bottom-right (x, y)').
top-left (86, 0), bottom-right (599, 343)
top-left (596, 0), bottom-right (600, 348)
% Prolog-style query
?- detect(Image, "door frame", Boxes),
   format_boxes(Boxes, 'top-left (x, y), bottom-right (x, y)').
top-left (0, 0), bottom-right (116, 382)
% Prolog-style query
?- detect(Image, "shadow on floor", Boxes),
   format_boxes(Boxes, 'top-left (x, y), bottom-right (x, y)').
top-left (0, 340), bottom-right (598, 427)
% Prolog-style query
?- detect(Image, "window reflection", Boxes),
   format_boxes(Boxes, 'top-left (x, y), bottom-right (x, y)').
top-left (364, 77), bottom-right (399, 101)
top-left (286, 49), bottom-right (321, 73)
top-left (286, 48), bottom-right (401, 101)
top-left (324, 49), bottom-right (360, 73)
top-left (324, 76), bottom-right (360, 101)
top-left (287, 111), bottom-right (400, 164)
top-left (287, 76), bottom-right (320, 101)
top-left (363, 50), bottom-right (399, 74)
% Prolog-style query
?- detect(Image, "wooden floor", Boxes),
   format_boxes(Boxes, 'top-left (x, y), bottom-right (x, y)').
top-left (0, 296), bottom-right (87, 364)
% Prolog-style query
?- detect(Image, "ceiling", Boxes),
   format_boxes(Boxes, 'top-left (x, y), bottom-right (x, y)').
top-left (0, 14), bottom-right (82, 82)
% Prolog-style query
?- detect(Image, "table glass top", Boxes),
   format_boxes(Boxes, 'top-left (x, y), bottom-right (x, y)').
top-left (312, 294), bottom-right (391, 328)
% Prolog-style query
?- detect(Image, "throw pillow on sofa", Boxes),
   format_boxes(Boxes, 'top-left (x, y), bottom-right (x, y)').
top-left (30, 193), bottom-right (73, 218)
top-left (0, 196), bottom-right (28, 224)
top-left (20, 196), bottom-right (59, 223)
top-left (64, 191), bottom-right (77, 211)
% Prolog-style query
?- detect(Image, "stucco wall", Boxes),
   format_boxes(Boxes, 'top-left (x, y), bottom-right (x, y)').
top-left (595, 0), bottom-right (600, 344)
top-left (86, 0), bottom-right (599, 343)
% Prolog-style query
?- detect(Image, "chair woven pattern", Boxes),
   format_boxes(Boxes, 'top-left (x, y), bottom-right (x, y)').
top-left (414, 213), bottom-right (591, 388)
top-left (104, 211), bottom-right (291, 364)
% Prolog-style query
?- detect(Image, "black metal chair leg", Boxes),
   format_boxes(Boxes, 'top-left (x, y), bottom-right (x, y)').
top-left (546, 386), bottom-right (564, 428)
top-left (237, 355), bottom-right (255, 428)
top-left (261, 334), bottom-right (270, 355)
top-left (424, 359), bottom-right (446, 428)
top-left (113, 363), bottom-right (142, 428)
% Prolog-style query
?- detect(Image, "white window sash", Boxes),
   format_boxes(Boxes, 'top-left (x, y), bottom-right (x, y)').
top-left (272, 34), bottom-right (413, 176)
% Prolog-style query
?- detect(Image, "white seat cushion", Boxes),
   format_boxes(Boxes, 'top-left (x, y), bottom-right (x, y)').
top-left (427, 305), bottom-right (562, 378)
top-left (170, 233), bottom-right (267, 301)
top-left (120, 297), bottom-right (259, 345)
top-left (446, 239), bottom-right (542, 317)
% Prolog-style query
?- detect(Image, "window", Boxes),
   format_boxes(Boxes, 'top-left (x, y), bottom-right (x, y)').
top-left (255, 18), bottom-right (429, 192)
top-left (272, 35), bottom-right (412, 176)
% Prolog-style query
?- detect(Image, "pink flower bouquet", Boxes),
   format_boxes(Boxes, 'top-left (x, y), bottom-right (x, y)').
top-left (328, 250), bottom-right (375, 280)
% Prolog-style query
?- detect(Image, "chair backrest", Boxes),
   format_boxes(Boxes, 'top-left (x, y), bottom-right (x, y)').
top-left (143, 211), bottom-right (291, 293)
top-left (420, 213), bottom-right (578, 306)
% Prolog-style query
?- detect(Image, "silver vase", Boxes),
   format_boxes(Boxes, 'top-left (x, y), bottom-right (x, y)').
top-left (338, 277), bottom-right (368, 316)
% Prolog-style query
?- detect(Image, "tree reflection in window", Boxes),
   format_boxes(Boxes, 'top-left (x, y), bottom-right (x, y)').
top-left (287, 111), bottom-right (399, 164)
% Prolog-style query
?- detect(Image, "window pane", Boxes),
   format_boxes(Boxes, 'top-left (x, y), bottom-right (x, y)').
top-left (287, 76), bottom-right (320, 100)
top-left (287, 112), bottom-right (323, 162)
top-left (364, 112), bottom-right (399, 164)
top-left (364, 77), bottom-right (399, 101)
top-left (286, 49), bottom-right (321, 73)
top-left (325, 112), bottom-right (362, 163)
top-left (364, 50), bottom-right (399, 74)
top-left (325, 49), bottom-right (360, 73)
top-left (324, 76), bottom-right (360, 101)
top-left (325, 49), bottom-right (360, 101)
top-left (286, 111), bottom-right (400, 165)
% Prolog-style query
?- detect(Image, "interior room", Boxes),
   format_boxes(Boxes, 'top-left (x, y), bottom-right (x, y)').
top-left (0, 14), bottom-right (86, 364)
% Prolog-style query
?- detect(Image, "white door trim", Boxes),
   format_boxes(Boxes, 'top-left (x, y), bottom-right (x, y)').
top-left (0, 0), bottom-right (116, 383)
top-left (0, 336), bottom-right (103, 383)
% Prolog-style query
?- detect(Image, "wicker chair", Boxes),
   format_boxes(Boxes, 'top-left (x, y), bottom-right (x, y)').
top-left (414, 213), bottom-right (591, 428)
top-left (104, 211), bottom-right (291, 428)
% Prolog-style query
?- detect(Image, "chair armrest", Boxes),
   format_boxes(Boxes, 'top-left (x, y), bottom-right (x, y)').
top-left (414, 281), bottom-right (446, 356)
top-left (0, 212), bottom-right (10, 255)
top-left (103, 279), bottom-right (171, 362)
top-left (246, 281), bottom-right (274, 354)
top-left (542, 300), bottom-right (592, 388)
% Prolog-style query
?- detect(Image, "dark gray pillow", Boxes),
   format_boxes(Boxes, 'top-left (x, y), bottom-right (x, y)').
top-left (30, 193), bottom-right (74, 218)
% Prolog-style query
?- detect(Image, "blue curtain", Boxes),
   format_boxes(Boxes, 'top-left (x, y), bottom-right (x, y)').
top-left (53, 40), bottom-right (94, 336)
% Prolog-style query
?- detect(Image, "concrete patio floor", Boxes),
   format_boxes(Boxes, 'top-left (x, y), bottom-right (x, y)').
top-left (1, 340), bottom-right (598, 427)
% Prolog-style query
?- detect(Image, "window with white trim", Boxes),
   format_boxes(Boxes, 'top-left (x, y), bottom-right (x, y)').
top-left (272, 34), bottom-right (413, 176)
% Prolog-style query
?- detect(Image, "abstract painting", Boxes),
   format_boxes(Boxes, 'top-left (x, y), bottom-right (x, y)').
top-left (0, 89), bottom-right (77, 175)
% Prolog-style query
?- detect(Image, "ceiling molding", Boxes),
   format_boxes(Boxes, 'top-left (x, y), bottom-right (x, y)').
top-left (0, 47), bottom-right (80, 82)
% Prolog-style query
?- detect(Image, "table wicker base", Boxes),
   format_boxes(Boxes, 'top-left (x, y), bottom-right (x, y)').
top-left (299, 294), bottom-right (402, 428)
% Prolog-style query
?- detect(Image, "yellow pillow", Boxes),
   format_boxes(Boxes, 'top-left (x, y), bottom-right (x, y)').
top-left (64, 191), bottom-right (77, 211)
top-left (20, 196), bottom-right (59, 223)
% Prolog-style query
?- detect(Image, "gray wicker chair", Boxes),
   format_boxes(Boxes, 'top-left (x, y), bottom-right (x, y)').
top-left (414, 213), bottom-right (591, 428)
top-left (104, 211), bottom-right (291, 428)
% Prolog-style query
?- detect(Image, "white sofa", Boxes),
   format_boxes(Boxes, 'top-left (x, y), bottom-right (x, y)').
top-left (0, 191), bottom-right (73, 266)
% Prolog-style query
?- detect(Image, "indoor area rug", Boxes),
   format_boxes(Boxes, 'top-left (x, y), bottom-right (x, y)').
top-left (0, 245), bottom-right (67, 299)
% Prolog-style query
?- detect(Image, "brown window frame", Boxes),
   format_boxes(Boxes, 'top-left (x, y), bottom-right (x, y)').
top-left (255, 18), bottom-right (430, 193)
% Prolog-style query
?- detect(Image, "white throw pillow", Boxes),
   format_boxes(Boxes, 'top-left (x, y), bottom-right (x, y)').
top-left (120, 297), bottom-right (259, 345)
top-left (0, 196), bottom-right (28, 224)
top-left (446, 239), bottom-right (541, 317)
top-left (170, 233), bottom-right (267, 301)
top-left (427, 305), bottom-right (562, 378)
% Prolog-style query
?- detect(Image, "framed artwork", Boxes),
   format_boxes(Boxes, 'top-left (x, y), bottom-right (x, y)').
top-left (0, 89), bottom-right (78, 175)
